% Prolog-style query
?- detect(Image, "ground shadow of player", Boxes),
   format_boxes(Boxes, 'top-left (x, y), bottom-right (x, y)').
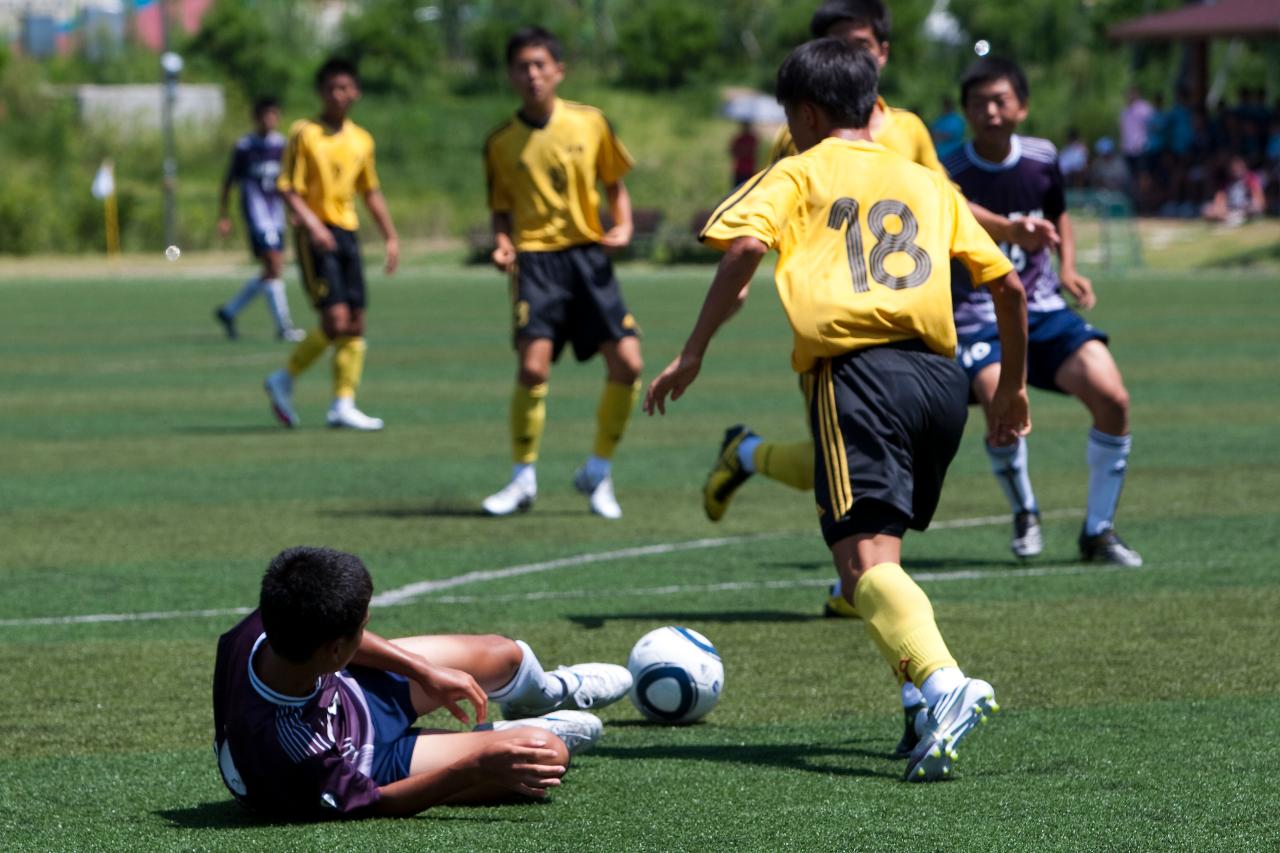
top-left (326, 502), bottom-right (584, 520)
top-left (172, 425), bottom-right (291, 435)
top-left (761, 557), bottom-right (1004, 572)
top-left (592, 740), bottom-right (899, 779)
top-left (567, 609), bottom-right (819, 630)
top-left (156, 798), bottom-right (549, 829)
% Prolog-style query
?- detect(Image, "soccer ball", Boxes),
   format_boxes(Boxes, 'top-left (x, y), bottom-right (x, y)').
top-left (627, 626), bottom-right (723, 724)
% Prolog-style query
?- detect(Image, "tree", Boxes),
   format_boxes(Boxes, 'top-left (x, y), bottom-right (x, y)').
top-left (615, 0), bottom-right (719, 89)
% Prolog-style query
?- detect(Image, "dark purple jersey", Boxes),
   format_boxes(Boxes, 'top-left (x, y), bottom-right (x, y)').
top-left (944, 135), bottom-right (1067, 335)
top-left (227, 131), bottom-right (286, 236)
top-left (212, 611), bottom-right (381, 818)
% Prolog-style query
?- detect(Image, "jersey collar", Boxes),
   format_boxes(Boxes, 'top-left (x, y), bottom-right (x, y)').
top-left (517, 98), bottom-right (558, 130)
top-left (248, 633), bottom-right (321, 707)
top-left (964, 135), bottom-right (1022, 172)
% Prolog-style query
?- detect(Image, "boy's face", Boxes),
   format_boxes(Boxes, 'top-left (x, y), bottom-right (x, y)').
top-left (318, 72), bottom-right (360, 118)
top-left (509, 45), bottom-right (564, 108)
top-left (963, 77), bottom-right (1027, 145)
top-left (255, 106), bottom-right (280, 134)
top-left (823, 20), bottom-right (888, 69)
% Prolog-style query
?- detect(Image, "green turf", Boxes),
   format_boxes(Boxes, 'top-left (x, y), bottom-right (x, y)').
top-left (2, 258), bottom-right (1278, 851)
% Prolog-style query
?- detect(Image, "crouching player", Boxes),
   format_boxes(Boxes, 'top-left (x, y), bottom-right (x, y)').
top-left (645, 40), bottom-right (1031, 781)
top-left (213, 546), bottom-right (632, 817)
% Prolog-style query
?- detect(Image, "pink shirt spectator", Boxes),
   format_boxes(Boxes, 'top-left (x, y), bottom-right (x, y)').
top-left (1120, 96), bottom-right (1154, 158)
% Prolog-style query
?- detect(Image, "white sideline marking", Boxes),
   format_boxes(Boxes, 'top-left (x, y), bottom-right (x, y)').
top-left (0, 509), bottom-right (1085, 629)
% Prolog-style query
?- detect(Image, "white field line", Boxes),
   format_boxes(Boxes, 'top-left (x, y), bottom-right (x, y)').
top-left (0, 509), bottom-right (1085, 629)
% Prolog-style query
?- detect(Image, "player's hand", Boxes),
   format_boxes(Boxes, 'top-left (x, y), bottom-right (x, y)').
top-left (472, 738), bottom-right (566, 799)
top-left (217, 217), bottom-right (233, 239)
top-left (1061, 269), bottom-right (1095, 310)
top-left (491, 245), bottom-right (517, 273)
top-left (309, 222), bottom-right (337, 252)
top-left (1007, 217), bottom-right (1060, 253)
top-left (599, 223), bottom-right (633, 252)
top-left (411, 661), bottom-right (488, 725)
top-left (644, 352), bottom-right (701, 415)
top-left (987, 384), bottom-right (1031, 447)
top-left (383, 237), bottom-right (400, 276)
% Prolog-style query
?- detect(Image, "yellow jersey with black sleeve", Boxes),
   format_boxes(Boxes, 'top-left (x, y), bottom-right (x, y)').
top-left (769, 97), bottom-right (944, 175)
top-left (700, 137), bottom-right (1012, 373)
top-left (484, 98), bottom-right (634, 252)
top-left (278, 118), bottom-right (379, 232)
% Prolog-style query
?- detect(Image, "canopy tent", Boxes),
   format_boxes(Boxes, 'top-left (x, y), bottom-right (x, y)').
top-left (1108, 0), bottom-right (1280, 42)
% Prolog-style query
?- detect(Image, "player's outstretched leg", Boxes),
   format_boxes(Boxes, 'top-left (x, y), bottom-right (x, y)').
top-left (835, 536), bottom-right (1000, 782)
top-left (489, 640), bottom-right (632, 719)
top-left (703, 425), bottom-right (757, 521)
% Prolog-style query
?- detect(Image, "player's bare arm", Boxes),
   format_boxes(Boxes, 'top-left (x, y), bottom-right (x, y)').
top-left (350, 630), bottom-right (487, 724)
top-left (491, 212), bottom-right (516, 272)
top-left (217, 167), bottom-right (235, 238)
top-left (1055, 212), bottom-right (1095, 310)
top-left (985, 269), bottom-right (1032, 446)
top-left (644, 236), bottom-right (765, 416)
top-left (363, 189), bottom-right (399, 275)
top-left (970, 200), bottom-right (1060, 252)
top-left (282, 188), bottom-right (336, 251)
top-left (599, 180), bottom-right (633, 250)
top-left (372, 736), bottom-right (566, 815)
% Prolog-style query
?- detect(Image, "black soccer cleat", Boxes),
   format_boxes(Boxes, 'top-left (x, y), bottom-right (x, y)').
top-left (1011, 510), bottom-right (1043, 559)
top-left (1079, 527), bottom-right (1143, 568)
top-left (703, 425), bottom-right (757, 522)
top-left (214, 307), bottom-right (238, 340)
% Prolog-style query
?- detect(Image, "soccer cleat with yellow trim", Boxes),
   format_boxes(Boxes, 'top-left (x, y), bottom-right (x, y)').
top-left (703, 425), bottom-right (756, 521)
top-left (905, 678), bottom-right (999, 783)
top-left (822, 583), bottom-right (860, 619)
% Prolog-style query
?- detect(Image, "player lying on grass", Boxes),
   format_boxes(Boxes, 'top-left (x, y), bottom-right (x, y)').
top-left (213, 546), bottom-right (632, 818)
top-left (945, 56), bottom-right (1141, 569)
top-left (480, 26), bottom-right (643, 520)
top-left (264, 58), bottom-right (400, 432)
top-left (645, 39), bottom-right (1030, 782)
top-left (213, 96), bottom-right (304, 344)
top-left (705, 0), bottom-right (1059, 552)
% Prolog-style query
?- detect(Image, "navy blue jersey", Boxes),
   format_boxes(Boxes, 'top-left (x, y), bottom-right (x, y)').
top-left (944, 135), bottom-right (1067, 334)
top-left (228, 131), bottom-right (286, 236)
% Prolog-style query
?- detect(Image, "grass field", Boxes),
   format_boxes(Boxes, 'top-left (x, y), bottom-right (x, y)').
top-left (2, 252), bottom-right (1279, 851)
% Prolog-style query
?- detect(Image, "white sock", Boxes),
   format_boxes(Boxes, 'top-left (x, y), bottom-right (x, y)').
top-left (330, 396), bottom-right (355, 414)
top-left (513, 463), bottom-right (537, 492)
top-left (486, 640), bottom-right (568, 713)
top-left (737, 434), bottom-right (763, 473)
top-left (584, 455), bottom-right (611, 484)
top-left (263, 278), bottom-right (293, 333)
top-left (986, 437), bottom-right (1037, 514)
top-left (223, 277), bottom-right (264, 316)
top-left (920, 667), bottom-right (966, 708)
top-left (902, 681), bottom-right (925, 708)
top-left (1085, 428), bottom-right (1131, 536)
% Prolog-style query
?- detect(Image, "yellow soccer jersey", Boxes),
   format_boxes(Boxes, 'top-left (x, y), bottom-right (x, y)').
top-left (278, 118), bottom-right (379, 232)
top-left (769, 97), bottom-right (944, 174)
top-left (484, 99), bottom-right (634, 252)
top-left (701, 138), bottom-right (1012, 373)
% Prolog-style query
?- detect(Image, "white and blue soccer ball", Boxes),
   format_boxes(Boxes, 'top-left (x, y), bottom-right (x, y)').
top-left (627, 626), bottom-right (723, 724)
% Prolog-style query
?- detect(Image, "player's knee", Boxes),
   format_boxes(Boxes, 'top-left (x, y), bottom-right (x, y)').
top-left (486, 635), bottom-right (523, 679)
top-left (517, 366), bottom-right (549, 387)
top-left (508, 726), bottom-right (570, 766)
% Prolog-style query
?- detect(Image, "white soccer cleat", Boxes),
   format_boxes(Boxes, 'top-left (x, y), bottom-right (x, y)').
top-left (264, 369), bottom-right (298, 428)
top-left (483, 710), bottom-right (604, 756)
top-left (1012, 511), bottom-right (1044, 559)
top-left (278, 327), bottom-right (307, 343)
top-left (502, 663), bottom-right (633, 718)
top-left (573, 466), bottom-right (622, 520)
top-left (482, 477), bottom-right (536, 516)
top-left (905, 678), bottom-right (999, 783)
top-left (326, 402), bottom-right (384, 431)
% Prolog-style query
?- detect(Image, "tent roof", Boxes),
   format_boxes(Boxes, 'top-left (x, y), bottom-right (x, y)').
top-left (1109, 0), bottom-right (1280, 41)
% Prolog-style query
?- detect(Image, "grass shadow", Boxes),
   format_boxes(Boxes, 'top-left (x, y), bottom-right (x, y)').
top-left (327, 503), bottom-right (585, 520)
top-left (567, 609), bottom-right (819, 629)
top-left (156, 801), bottom-right (299, 829)
top-left (172, 425), bottom-right (288, 435)
top-left (592, 740), bottom-right (900, 779)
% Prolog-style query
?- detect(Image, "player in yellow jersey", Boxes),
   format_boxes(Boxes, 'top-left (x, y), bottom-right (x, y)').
top-left (480, 27), bottom-right (643, 520)
top-left (645, 39), bottom-right (1030, 782)
top-left (263, 58), bottom-right (400, 432)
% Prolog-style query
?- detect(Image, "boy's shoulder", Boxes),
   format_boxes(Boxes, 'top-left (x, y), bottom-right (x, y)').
top-left (558, 99), bottom-right (614, 131)
top-left (483, 116), bottom-right (520, 152)
top-left (1017, 135), bottom-right (1059, 163)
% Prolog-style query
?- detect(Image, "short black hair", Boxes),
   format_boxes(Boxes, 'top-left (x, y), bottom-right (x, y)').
top-left (314, 57), bottom-right (359, 90)
top-left (506, 26), bottom-right (563, 66)
top-left (960, 56), bottom-right (1029, 107)
top-left (776, 38), bottom-right (880, 130)
top-left (259, 547), bottom-right (373, 663)
top-left (252, 96), bottom-right (279, 118)
top-left (810, 0), bottom-right (891, 42)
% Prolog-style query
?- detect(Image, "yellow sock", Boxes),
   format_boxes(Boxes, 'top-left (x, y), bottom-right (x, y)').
top-left (332, 336), bottom-right (367, 400)
top-left (592, 380), bottom-right (640, 459)
top-left (753, 440), bottom-right (814, 490)
top-left (287, 328), bottom-right (330, 378)
top-left (511, 382), bottom-right (548, 464)
top-left (853, 562), bottom-right (958, 686)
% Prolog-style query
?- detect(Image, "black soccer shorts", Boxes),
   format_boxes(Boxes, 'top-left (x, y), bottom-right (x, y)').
top-left (294, 225), bottom-right (367, 311)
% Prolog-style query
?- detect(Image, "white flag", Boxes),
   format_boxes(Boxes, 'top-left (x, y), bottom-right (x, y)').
top-left (91, 161), bottom-right (115, 200)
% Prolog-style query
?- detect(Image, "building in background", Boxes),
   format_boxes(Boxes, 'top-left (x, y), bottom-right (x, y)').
top-left (0, 0), bottom-right (213, 58)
